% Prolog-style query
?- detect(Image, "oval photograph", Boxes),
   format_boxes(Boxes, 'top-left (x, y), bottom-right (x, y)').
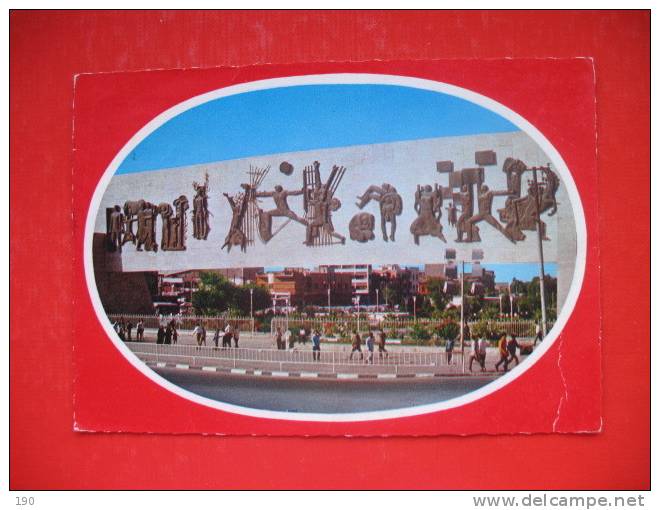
top-left (87, 75), bottom-right (584, 420)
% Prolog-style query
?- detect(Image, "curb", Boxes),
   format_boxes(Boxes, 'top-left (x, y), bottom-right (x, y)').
top-left (143, 360), bottom-right (498, 380)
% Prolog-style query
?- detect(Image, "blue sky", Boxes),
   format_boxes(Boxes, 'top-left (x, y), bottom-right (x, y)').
top-left (264, 263), bottom-right (556, 283)
top-left (118, 84), bottom-right (519, 174)
top-left (466, 263), bottom-right (556, 282)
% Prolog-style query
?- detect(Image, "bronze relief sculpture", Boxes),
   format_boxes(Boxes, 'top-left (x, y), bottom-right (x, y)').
top-left (222, 165), bottom-right (269, 253)
top-left (135, 201), bottom-right (158, 252)
top-left (356, 183), bottom-right (403, 242)
top-left (349, 212), bottom-right (376, 243)
top-left (102, 150), bottom-right (560, 256)
top-left (158, 195), bottom-right (189, 251)
top-left (303, 161), bottom-right (346, 247)
top-left (465, 184), bottom-right (512, 242)
top-left (192, 173), bottom-right (211, 240)
top-left (410, 184), bottom-right (446, 245)
top-left (121, 199), bottom-right (146, 246)
top-left (256, 184), bottom-right (307, 243)
top-left (439, 155), bottom-right (560, 244)
top-left (105, 205), bottom-right (124, 252)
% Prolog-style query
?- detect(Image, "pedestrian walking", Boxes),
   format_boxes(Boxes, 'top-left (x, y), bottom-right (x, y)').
top-left (192, 323), bottom-right (204, 347)
top-left (233, 327), bottom-right (240, 348)
top-left (222, 322), bottom-right (233, 348)
top-left (200, 324), bottom-right (207, 346)
top-left (365, 331), bottom-right (375, 364)
top-left (495, 334), bottom-right (509, 372)
top-left (283, 329), bottom-right (292, 351)
top-left (506, 334), bottom-right (520, 368)
top-left (274, 327), bottom-right (283, 350)
top-left (114, 321), bottom-right (126, 342)
top-left (349, 331), bottom-right (363, 361)
top-left (136, 320), bottom-right (144, 342)
top-left (126, 321), bottom-right (134, 341)
top-left (376, 329), bottom-right (389, 359)
top-left (287, 329), bottom-right (296, 350)
top-left (468, 337), bottom-right (480, 372)
top-left (312, 330), bottom-right (321, 361)
top-left (164, 324), bottom-right (172, 345)
top-left (171, 323), bottom-right (178, 344)
top-left (213, 328), bottom-right (221, 348)
top-left (534, 321), bottom-right (543, 346)
top-left (478, 336), bottom-right (489, 371)
top-left (445, 336), bottom-right (455, 365)
top-left (156, 325), bottom-right (165, 345)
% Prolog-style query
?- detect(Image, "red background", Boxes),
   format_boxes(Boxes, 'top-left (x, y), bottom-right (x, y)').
top-left (10, 11), bottom-right (649, 489)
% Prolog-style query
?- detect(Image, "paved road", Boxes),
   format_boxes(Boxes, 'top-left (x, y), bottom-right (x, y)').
top-left (154, 367), bottom-right (495, 413)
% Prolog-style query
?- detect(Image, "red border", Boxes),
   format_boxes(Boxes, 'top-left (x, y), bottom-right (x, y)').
top-left (72, 59), bottom-right (600, 437)
top-left (11, 11), bottom-right (649, 489)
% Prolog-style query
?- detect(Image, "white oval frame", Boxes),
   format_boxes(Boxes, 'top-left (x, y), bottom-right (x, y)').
top-left (84, 73), bottom-right (587, 423)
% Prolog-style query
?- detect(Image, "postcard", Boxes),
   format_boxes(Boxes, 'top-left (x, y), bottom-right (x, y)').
top-left (72, 60), bottom-right (600, 435)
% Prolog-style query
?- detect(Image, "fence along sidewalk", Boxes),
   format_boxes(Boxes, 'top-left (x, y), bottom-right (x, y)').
top-left (270, 316), bottom-right (549, 338)
top-left (125, 341), bottom-right (465, 374)
top-left (109, 313), bottom-right (550, 338)
top-left (108, 313), bottom-right (254, 332)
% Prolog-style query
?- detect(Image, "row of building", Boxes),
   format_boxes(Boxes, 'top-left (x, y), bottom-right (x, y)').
top-left (154, 263), bottom-right (498, 314)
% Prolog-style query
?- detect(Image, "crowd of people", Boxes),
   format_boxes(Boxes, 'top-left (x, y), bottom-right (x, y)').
top-left (115, 316), bottom-right (539, 374)
top-left (271, 324), bottom-right (535, 372)
top-left (191, 322), bottom-right (242, 349)
top-left (468, 333), bottom-right (525, 373)
top-left (155, 320), bottom-right (179, 345)
top-left (112, 317), bottom-right (144, 342)
top-left (273, 326), bottom-right (389, 364)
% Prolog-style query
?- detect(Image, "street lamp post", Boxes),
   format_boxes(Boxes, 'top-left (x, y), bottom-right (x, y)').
top-left (532, 165), bottom-right (549, 337)
top-left (460, 259), bottom-right (466, 374)
top-left (508, 283), bottom-right (514, 319)
top-left (249, 288), bottom-right (254, 333)
top-left (286, 296), bottom-right (290, 330)
top-left (376, 288), bottom-right (379, 313)
top-left (412, 295), bottom-right (417, 322)
top-left (327, 287), bottom-right (331, 311)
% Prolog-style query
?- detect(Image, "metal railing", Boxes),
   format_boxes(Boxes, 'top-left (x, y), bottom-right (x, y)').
top-left (109, 313), bottom-right (255, 332)
top-left (270, 316), bottom-right (549, 338)
top-left (109, 313), bottom-right (549, 340)
top-left (125, 341), bottom-right (465, 373)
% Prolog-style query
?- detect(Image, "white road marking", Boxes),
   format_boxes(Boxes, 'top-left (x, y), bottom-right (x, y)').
top-left (299, 372), bottom-right (319, 378)
top-left (231, 368), bottom-right (247, 375)
top-left (175, 364), bottom-right (189, 369)
top-left (202, 366), bottom-right (217, 372)
top-left (337, 373), bottom-right (359, 379)
top-left (271, 371), bottom-right (289, 377)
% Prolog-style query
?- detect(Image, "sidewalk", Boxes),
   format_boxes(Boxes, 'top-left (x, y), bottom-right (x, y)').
top-left (124, 335), bottom-right (533, 379)
top-left (129, 328), bottom-right (536, 354)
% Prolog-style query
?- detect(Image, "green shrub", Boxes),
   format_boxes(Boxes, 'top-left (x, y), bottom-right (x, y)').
top-left (410, 323), bottom-right (431, 341)
top-left (470, 320), bottom-right (502, 341)
top-left (435, 320), bottom-right (460, 340)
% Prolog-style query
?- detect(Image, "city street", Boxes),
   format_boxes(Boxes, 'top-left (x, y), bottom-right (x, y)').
top-left (130, 328), bottom-right (535, 354)
top-left (154, 366), bottom-right (496, 413)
